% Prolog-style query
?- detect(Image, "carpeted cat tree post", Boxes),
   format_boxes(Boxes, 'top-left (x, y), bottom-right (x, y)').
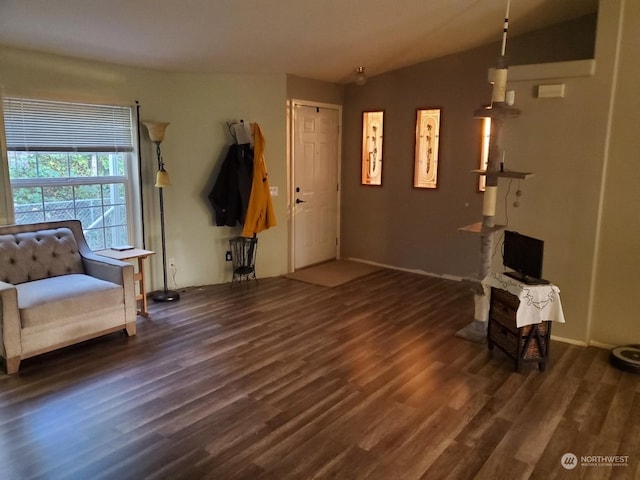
top-left (456, 0), bottom-right (521, 343)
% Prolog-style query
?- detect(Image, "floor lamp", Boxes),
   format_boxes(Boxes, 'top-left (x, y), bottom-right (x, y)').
top-left (143, 121), bottom-right (180, 302)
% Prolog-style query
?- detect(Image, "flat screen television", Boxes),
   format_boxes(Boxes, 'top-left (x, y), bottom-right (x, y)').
top-left (502, 230), bottom-right (548, 284)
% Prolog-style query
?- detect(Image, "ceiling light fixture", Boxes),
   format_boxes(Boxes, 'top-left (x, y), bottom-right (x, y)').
top-left (355, 66), bottom-right (367, 86)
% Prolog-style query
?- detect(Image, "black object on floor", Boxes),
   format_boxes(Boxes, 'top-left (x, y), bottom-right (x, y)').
top-left (609, 345), bottom-right (640, 374)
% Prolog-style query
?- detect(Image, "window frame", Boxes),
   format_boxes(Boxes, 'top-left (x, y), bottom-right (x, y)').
top-left (1, 96), bottom-right (142, 250)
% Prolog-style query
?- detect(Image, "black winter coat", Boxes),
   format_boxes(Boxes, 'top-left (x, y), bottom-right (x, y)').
top-left (208, 144), bottom-right (253, 227)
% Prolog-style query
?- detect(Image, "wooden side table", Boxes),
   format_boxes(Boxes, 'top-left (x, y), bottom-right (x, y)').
top-left (95, 248), bottom-right (155, 318)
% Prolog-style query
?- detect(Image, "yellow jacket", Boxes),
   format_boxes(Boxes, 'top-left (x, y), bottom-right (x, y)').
top-left (242, 123), bottom-right (277, 237)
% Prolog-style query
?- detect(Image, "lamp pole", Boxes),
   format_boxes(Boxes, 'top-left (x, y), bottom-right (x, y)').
top-left (143, 121), bottom-right (180, 303)
top-left (153, 144), bottom-right (178, 302)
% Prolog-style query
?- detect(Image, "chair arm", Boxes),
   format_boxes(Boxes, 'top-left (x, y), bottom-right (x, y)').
top-left (0, 281), bottom-right (22, 361)
top-left (82, 252), bottom-right (132, 286)
top-left (81, 253), bottom-right (136, 325)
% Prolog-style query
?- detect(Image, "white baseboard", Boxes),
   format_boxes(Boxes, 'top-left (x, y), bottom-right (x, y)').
top-left (550, 335), bottom-right (588, 347)
top-left (344, 257), bottom-right (468, 282)
top-left (550, 336), bottom-right (616, 350)
top-left (587, 340), bottom-right (617, 350)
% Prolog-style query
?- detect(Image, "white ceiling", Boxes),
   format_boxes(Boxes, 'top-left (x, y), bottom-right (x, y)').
top-left (0, 0), bottom-right (597, 84)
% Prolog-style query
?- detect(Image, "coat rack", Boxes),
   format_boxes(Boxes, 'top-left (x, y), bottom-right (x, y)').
top-left (226, 120), bottom-right (253, 146)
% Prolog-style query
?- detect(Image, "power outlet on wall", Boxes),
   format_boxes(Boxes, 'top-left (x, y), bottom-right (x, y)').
top-left (225, 251), bottom-right (232, 262)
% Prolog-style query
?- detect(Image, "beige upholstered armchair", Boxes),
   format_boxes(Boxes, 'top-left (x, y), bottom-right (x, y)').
top-left (0, 220), bottom-right (136, 374)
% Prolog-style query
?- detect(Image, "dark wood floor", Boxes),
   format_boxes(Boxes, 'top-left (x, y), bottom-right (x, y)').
top-left (1, 269), bottom-right (638, 480)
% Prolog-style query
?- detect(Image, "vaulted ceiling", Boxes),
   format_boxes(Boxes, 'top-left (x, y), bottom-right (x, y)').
top-left (0, 0), bottom-right (598, 83)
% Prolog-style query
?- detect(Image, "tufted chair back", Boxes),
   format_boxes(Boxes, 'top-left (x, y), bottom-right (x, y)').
top-left (0, 227), bottom-right (84, 284)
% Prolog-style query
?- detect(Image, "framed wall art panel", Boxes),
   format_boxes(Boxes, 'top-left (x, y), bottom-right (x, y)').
top-left (478, 117), bottom-right (491, 192)
top-left (413, 108), bottom-right (441, 189)
top-left (361, 110), bottom-right (384, 186)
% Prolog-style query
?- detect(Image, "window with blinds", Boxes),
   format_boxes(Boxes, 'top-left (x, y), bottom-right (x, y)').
top-left (3, 97), bottom-right (137, 250)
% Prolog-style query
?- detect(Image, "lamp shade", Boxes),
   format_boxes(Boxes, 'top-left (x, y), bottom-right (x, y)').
top-left (143, 121), bottom-right (169, 143)
top-left (155, 167), bottom-right (171, 188)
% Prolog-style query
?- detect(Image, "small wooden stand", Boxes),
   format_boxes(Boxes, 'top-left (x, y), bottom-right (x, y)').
top-left (95, 248), bottom-right (155, 318)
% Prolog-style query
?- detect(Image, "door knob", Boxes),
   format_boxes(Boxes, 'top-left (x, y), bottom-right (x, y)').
top-left (295, 199), bottom-right (306, 204)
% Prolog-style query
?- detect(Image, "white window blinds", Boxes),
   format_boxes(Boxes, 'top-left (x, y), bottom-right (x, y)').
top-left (3, 97), bottom-right (134, 152)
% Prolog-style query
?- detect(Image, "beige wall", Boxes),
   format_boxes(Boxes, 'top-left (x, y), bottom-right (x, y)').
top-left (591, 0), bottom-right (640, 346)
top-left (490, 1), bottom-right (620, 344)
top-left (494, 0), bottom-right (637, 346)
top-left (287, 75), bottom-right (344, 106)
top-left (0, 46), bottom-right (289, 290)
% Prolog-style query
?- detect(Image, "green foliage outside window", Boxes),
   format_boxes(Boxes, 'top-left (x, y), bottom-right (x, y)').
top-left (8, 151), bottom-right (126, 204)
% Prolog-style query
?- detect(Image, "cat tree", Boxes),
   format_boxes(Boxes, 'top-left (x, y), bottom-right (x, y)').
top-left (456, 0), bottom-right (533, 343)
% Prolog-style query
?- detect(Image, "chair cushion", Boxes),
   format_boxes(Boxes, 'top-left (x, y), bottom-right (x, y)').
top-left (0, 228), bottom-right (84, 284)
top-left (17, 274), bottom-right (123, 329)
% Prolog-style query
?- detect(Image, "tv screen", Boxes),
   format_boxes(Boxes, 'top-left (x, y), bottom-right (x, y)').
top-left (502, 230), bottom-right (544, 282)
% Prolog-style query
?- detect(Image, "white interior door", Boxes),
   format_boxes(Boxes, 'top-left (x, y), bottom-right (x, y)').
top-left (293, 104), bottom-right (340, 269)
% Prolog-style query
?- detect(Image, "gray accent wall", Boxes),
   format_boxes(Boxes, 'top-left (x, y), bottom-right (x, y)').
top-left (341, 14), bottom-right (598, 280)
top-left (340, 3), bottom-right (640, 346)
top-left (342, 45), bottom-right (495, 279)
